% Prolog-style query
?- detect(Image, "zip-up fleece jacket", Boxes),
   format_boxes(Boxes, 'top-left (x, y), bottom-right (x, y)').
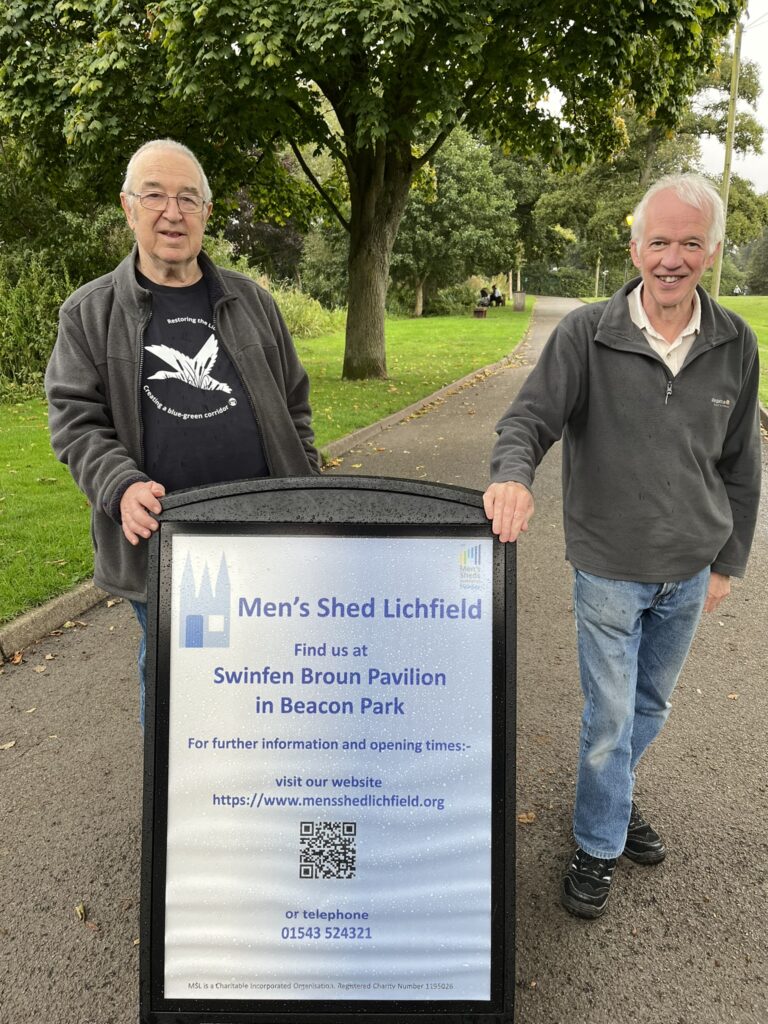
top-left (46, 247), bottom-right (320, 602)
top-left (491, 282), bottom-right (761, 582)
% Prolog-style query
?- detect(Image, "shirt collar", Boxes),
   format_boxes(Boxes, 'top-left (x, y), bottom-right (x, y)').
top-left (628, 283), bottom-right (701, 342)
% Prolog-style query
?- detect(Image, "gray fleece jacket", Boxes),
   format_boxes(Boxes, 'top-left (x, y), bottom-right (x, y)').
top-left (491, 282), bottom-right (761, 582)
top-left (46, 248), bottom-right (320, 602)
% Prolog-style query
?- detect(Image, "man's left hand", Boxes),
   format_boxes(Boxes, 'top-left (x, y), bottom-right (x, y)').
top-left (704, 571), bottom-right (730, 613)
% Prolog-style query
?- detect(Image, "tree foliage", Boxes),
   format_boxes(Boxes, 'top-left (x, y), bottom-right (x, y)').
top-left (746, 229), bottom-right (768, 294)
top-left (0, 0), bottom-right (746, 377)
top-left (390, 128), bottom-right (517, 314)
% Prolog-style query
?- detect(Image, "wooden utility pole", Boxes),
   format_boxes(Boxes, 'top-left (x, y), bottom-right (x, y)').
top-left (711, 19), bottom-right (744, 300)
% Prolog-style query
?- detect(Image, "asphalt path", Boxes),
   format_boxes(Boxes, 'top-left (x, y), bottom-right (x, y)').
top-left (1, 296), bottom-right (766, 1023)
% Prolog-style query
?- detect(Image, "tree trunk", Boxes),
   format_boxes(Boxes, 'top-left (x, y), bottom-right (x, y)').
top-left (412, 276), bottom-right (426, 317)
top-left (343, 140), bottom-right (413, 380)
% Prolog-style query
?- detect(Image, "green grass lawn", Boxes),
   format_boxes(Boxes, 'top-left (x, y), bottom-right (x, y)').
top-left (0, 398), bottom-right (95, 624)
top-left (0, 302), bottom-right (531, 625)
top-left (716, 296), bottom-right (768, 407)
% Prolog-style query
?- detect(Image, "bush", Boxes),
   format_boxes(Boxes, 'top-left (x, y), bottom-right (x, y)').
top-left (427, 282), bottom-right (477, 316)
top-left (299, 223), bottom-right (349, 308)
top-left (270, 285), bottom-right (346, 338)
top-left (0, 252), bottom-right (72, 387)
top-left (205, 234), bottom-right (346, 339)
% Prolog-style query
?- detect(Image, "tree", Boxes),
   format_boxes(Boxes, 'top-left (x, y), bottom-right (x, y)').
top-left (0, 0), bottom-right (744, 378)
top-left (746, 229), bottom-right (768, 294)
top-left (390, 128), bottom-right (517, 315)
top-left (693, 41), bottom-right (763, 157)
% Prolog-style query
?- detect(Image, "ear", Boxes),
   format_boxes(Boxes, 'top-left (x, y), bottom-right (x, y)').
top-left (202, 201), bottom-right (213, 227)
top-left (706, 242), bottom-right (721, 270)
top-left (629, 239), bottom-right (641, 269)
top-left (120, 192), bottom-right (136, 231)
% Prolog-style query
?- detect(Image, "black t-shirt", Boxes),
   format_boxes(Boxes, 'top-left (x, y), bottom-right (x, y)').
top-left (138, 270), bottom-right (268, 492)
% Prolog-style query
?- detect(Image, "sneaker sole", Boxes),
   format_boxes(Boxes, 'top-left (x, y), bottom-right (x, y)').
top-left (622, 846), bottom-right (666, 865)
top-left (560, 884), bottom-right (609, 919)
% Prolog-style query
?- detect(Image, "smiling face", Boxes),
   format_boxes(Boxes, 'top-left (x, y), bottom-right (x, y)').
top-left (120, 147), bottom-right (212, 285)
top-left (630, 188), bottom-right (718, 330)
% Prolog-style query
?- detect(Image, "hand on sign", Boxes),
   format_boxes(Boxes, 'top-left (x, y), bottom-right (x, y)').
top-left (120, 480), bottom-right (166, 545)
top-left (482, 481), bottom-right (534, 543)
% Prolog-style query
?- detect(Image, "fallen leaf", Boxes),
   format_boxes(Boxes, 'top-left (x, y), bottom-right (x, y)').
top-left (727, 692), bottom-right (739, 700)
top-left (74, 902), bottom-right (87, 922)
top-left (49, 630), bottom-right (63, 637)
top-left (0, 740), bottom-right (16, 750)
top-left (517, 811), bottom-right (536, 824)
top-left (44, 653), bottom-right (55, 661)
top-left (62, 620), bottom-right (88, 629)
top-left (33, 665), bottom-right (46, 674)
top-left (106, 598), bottom-right (121, 608)
top-left (85, 921), bottom-right (100, 932)
top-left (351, 463), bottom-right (363, 469)
top-left (10, 652), bottom-right (23, 665)
top-left (24, 707), bottom-right (37, 714)
top-left (133, 937), bottom-right (140, 946)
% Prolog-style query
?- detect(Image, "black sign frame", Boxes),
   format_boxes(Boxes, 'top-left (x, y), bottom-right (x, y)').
top-left (140, 476), bottom-right (516, 1024)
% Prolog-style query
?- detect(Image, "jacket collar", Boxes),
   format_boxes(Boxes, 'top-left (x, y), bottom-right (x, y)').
top-left (113, 244), bottom-right (233, 315)
top-left (594, 278), bottom-right (740, 356)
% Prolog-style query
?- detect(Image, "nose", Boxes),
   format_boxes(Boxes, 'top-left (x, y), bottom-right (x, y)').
top-left (661, 243), bottom-right (684, 267)
top-left (161, 196), bottom-right (184, 220)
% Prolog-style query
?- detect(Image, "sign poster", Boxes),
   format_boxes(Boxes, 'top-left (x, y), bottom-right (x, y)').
top-left (163, 530), bottom-right (494, 1003)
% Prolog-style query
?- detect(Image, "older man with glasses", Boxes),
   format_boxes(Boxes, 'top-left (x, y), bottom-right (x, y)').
top-left (46, 139), bottom-right (319, 727)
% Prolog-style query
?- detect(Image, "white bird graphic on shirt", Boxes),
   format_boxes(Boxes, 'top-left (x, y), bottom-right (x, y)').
top-left (146, 334), bottom-right (232, 393)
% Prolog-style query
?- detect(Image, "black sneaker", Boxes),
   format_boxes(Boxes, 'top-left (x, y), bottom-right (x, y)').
top-left (561, 848), bottom-right (617, 919)
top-left (622, 802), bottom-right (666, 864)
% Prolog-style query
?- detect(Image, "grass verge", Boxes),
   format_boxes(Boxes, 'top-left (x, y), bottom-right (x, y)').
top-left (0, 301), bottom-right (532, 625)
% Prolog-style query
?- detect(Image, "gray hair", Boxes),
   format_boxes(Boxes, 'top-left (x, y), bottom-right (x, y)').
top-left (631, 173), bottom-right (724, 255)
top-left (122, 139), bottom-right (212, 204)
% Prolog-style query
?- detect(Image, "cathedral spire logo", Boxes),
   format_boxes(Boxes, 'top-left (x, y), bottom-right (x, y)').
top-left (179, 552), bottom-right (231, 648)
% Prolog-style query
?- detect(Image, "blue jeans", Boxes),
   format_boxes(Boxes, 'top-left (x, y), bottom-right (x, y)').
top-left (572, 568), bottom-right (709, 859)
top-left (130, 600), bottom-right (148, 729)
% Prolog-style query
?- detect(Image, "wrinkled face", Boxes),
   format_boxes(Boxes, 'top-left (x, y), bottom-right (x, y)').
top-left (120, 148), bottom-right (212, 282)
top-left (630, 189), bottom-right (718, 323)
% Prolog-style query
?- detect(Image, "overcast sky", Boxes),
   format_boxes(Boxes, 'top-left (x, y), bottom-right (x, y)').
top-left (698, 1), bottom-right (768, 194)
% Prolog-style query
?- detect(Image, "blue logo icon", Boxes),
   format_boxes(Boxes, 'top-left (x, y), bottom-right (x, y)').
top-left (179, 552), bottom-right (231, 648)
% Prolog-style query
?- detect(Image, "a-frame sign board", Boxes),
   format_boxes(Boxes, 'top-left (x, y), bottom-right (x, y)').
top-left (140, 476), bottom-right (515, 1024)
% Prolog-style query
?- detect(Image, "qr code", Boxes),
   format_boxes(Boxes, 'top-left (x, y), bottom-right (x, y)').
top-left (299, 821), bottom-right (357, 879)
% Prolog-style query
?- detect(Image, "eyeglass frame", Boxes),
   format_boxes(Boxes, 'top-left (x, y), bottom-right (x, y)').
top-left (125, 191), bottom-right (209, 214)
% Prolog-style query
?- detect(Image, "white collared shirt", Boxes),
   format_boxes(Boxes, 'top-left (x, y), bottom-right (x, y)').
top-left (627, 284), bottom-right (701, 376)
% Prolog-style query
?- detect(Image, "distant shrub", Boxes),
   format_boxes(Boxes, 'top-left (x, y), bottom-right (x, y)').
top-left (0, 252), bottom-right (72, 387)
top-left (269, 285), bottom-right (346, 338)
top-left (205, 235), bottom-right (346, 339)
top-left (427, 283), bottom-right (477, 316)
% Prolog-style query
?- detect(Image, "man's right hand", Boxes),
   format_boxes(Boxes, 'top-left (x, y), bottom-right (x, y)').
top-left (482, 481), bottom-right (534, 543)
top-left (120, 480), bottom-right (166, 545)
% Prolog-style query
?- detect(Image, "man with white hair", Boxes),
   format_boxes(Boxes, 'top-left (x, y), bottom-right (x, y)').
top-left (484, 173), bottom-right (761, 918)
top-left (46, 139), bottom-right (319, 726)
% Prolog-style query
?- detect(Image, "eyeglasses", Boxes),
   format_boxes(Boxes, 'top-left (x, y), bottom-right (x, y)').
top-left (127, 191), bottom-right (207, 213)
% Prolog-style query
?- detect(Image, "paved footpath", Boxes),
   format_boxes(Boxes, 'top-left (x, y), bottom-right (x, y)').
top-left (1, 297), bottom-right (766, 1024)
